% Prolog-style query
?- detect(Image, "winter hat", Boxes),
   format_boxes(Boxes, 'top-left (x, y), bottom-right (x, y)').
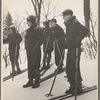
top-left (62, 9), bottom-right (73, 16)
top-left (9, 25), bottom-right (16, 33)
top-left (49, 18), bottom-right (57, 23)
top-left (27, 15), bottom-right (36, 24)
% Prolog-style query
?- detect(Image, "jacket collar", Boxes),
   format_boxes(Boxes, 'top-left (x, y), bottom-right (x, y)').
top-left (64, 16), bottom-right (76, 26)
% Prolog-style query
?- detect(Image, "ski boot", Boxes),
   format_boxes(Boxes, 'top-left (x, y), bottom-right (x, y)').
top-left (55, 67), bottom-right (64, 74)
top-left (16, 68), bottom-right (22, 74)
top-left (10, 70), bottom-right (16, 75)
top-left (72, 84), bottom-right (83, 95)
top-left (65, 84), bottom-right (75, 94)
top-left (32, 79), bottom-right (40, 88)
top-left (23, 79), bottom-right (33, 88)
top-left (46, 63), bottom-right (51, 69)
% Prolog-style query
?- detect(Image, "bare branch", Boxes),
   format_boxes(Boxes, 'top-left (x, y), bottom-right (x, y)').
top-left (31, 0), bottom-right (38, 16)
top-left (47, 0), bottom-right (52, 16)
top-left (48, 5), bottom-right (57, 15)
top-left (24, 9), bottom-right (29, 15)
top-left (41, 1), bottom-right (46, 16)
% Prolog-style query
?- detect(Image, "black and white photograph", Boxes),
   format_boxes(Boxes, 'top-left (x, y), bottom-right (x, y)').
top-left (2, 0), bottom-right (98, 100)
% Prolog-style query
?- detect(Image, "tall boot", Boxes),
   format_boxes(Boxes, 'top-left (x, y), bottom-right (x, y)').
top-left (46, 54), bottom-right (51, 69)
top-left (10, 63), bottom-right (16, 75)
top-left (55, 66), bottom-right (64, 74)
top-left (72, 82), bottom-right (83, 95)
top-left (32, 79), bottom-right (40, 88)
top-left (16, 61), bottom-right (21, 73)
top-left (41, 59), bottom-right (46, 71)
top-left (65, 83), bottom-right (75, 94)
top-left (23, 79), bottom-right (33, 88)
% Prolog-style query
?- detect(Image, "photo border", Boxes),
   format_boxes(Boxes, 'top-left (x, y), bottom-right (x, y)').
top-left (0, 0), bottom-right (99, 100)
top-left (0, 0), bottom-right (1, 100)
top-left (98, 0), bottom-right (100, 100)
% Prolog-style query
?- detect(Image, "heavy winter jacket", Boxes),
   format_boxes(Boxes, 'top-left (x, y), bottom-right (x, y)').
top-left (64, 16), bottom-right (89, 48)
top-left (3, 33), bottom-right (22, 50)
top-left (25, 26), bottom-right (44, 49)
top-left (43, 27), bottom-right (51, 39)
top-left (43, 27), bottom-right (53, 52)
top-left (50, 24), bottom-right (65, 46)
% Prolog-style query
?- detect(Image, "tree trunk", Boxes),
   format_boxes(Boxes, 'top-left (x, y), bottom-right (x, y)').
top-left (84, 0), bottom-right (90, 29)
top-left (31, 0), bottom-right (42, 25)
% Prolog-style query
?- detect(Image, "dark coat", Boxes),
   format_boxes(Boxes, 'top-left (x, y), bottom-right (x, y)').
top-left (50, 24), bottom-right (65, 47)
top-left (25, 26), bottom-right (43, 79)
top-left (43, 27), bottom-right (53, 52)
top-left (3, 33), bottom-right (22, 63)
top-left (43, 27), bottom-right (51, 39)
top-left (25, 26), bottom-right (44, 50)
top-left (50, 24), bottom-right (65, 67)
top-left (3, 33), bottom-right (22, 50)
top-left (64, 16), bottom-right (89, 48)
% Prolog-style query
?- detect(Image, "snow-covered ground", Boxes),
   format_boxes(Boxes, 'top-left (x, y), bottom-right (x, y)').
top-left (2, 44), bottom-right (98, 100)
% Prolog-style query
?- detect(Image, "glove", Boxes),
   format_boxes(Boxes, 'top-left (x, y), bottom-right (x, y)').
top-left (75, 37), bottom-right (82, 46)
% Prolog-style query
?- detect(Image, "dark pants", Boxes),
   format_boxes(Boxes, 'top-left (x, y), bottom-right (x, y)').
top-left (26, 48), bottom-right (41, 80)
top-left (55, 43), bottom-right (64, 67)
top-left (66, 47), bottom-right (82, 84)
top-left (43, 42), bottom-right (53, 66)
top-left (9, 48), bottom-right (20, 71)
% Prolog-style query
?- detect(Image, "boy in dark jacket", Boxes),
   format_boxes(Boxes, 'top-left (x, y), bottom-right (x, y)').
top-left (3, 26), bottom-right (22, 75)
top-left (42, 20), bottom-right (53, 70)
top-left (62, 9), bottom-right (89, 94)
top-left (23, 15), bottom-right (43, 88)
top-left (49, 19), bottom-right (65, 73)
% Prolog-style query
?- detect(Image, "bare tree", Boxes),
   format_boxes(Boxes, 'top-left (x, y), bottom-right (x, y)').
top-left (83, 0), bottom-right (97, 59)
top-left (3, 12), bottom-right (13, 37)
top-left (41, 0), bottom-right (60, 22)
top-left (31, 0), bottom-right (42, 25)
top-left (30, 0), bottom-right (60, 25)
top-left (84, 0), bottom-right (90, 29)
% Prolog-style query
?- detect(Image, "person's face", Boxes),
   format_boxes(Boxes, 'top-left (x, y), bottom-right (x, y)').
top-left (27, 21), bottom-right (33, 27)
top-left (49, 22), bottom-right (56, 27)
top-left (63, 14), bottom-right (71, 22)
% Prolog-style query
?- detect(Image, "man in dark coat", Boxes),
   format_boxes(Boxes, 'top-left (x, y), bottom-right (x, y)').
top-left (23, 15), bottom-right (44, 88)
top-left (42, 20), bottom-right (53, 70)
top-left (62, 9), bottom-right (89, 94)
top-left (49, 19), bottom-right (65, 73)
top-left (3, 26), bottom-right (22, 74)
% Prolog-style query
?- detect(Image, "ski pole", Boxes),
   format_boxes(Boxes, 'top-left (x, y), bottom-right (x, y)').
top-left (55, 38), bottom-right (64, 60)
top-left (75, 47), bottom-right (79, 100)
top-left (33, 34), bottom-right (44, 50)
top-left (12, 43), bottom-right (18, 81)
top-left (45, 49), bottom-right (65, 97)
top-left (40, 36), bottom-right (50, 71)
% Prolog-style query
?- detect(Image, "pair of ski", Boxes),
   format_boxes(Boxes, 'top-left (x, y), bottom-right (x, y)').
top-left (40, 63), bottom-right (53, 76)
top-left (3, 63), bottom-right (53, 82)
top-left (48, 85), bottom-right (97, 100)
top-left (3, 68), bottom-right (28, 82)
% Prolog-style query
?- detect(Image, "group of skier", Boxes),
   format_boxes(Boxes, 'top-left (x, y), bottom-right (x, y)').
top-left (3, 9), bottom-right (89, 95)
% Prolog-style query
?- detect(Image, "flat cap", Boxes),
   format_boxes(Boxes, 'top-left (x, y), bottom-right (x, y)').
top-left (27, 15), bottom-right (36, 22)
top-left (62, 9), bottom-right (73, 16)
